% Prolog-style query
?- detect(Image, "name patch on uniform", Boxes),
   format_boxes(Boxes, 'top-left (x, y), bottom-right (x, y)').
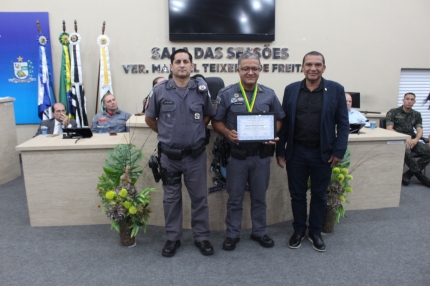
top-left (233, 102), bottom-right (244, 105)
top-left (163, 101), bottom-right (174, 105)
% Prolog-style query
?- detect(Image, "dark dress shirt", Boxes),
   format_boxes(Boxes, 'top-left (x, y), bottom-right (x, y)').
top-left (293, 79), bottom-right (323, 144)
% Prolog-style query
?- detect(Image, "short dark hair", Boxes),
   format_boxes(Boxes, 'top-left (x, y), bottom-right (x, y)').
top-left (51, 102), bottom-right (65, 112)
top-left (170, 49), bottom-right (193, 64)
top-left (404, 92), bottom-right (416, 99)
top-left (152, 77), bottom-right (165, 87)
top-left (302, 51), bottom-right (325, 65)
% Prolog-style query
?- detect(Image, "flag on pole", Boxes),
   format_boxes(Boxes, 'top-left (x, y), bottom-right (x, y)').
top-left (58, 31), bottom-right (72, 116)
top-left (37, 33), bottom-right (54, 120)
top-left (96, 26), bottom-right (113, 112)
top-left (68, 31), bottom-right (88, 127)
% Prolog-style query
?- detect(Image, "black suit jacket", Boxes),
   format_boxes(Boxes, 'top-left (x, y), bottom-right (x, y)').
top-left (276, 78), bottom-right (349, 162)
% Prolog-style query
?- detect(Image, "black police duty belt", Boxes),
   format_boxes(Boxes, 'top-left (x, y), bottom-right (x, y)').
top-left (230, 145), bottom-right (272, 160)
top-left (160, 140), bottom-right (205, 160)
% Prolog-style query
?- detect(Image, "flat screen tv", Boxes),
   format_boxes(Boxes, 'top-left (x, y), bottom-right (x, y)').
top-left (169, 0), bottom-right (275, 42)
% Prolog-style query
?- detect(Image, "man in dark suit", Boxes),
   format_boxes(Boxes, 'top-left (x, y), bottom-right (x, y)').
top-left (276, 51), bottom-right (349, 252)
top-left (34, 103), bottom-right (77, 136)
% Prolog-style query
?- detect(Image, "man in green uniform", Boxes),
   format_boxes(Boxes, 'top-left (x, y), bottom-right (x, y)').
top-left (386, 92), bottom-right (430, 187)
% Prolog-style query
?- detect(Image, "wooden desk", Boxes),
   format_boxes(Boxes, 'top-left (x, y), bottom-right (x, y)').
top-left (346, 128), bottom-right (409, 210)
top-left (0, 98), bottom-right (21, 185)
top-left (16, 116), bottom-right (410, 229)
top-left (16, 133), bottom-right (128, 226)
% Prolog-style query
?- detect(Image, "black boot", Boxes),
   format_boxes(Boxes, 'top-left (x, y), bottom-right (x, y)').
top-left (402, 170), bottom-right (413, 186)
top-left (415, 172), bottom-right (430, 188)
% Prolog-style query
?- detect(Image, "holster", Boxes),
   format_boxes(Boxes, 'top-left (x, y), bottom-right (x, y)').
top-left (160, 167), bottom-right (182, 186)
top-left (148, 155), bottom-right (161, 182)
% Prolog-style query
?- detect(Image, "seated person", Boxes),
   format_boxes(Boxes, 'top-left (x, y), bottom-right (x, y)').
top-left (142, 77), bottom-right (166, 113)
top-left (386, 92), bottom-right (430, 187)
top-left (91, 93), bottom-right (131, 133)
top-left (34, 103), bottom-right (77, 136)
top-left (346, 93), bottom-right (367, 123)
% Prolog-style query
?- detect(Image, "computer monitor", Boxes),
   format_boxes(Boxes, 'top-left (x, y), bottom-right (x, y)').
top-left (349, 123), bottom-right (365, 134)
top-left (347, 92), bottom-right (360, 108)
top-left (62, 128), bottom-right (93, 139)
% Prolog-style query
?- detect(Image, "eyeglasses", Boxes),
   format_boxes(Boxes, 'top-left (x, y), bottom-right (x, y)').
top-left (238, 66), bottom-right (262, 72)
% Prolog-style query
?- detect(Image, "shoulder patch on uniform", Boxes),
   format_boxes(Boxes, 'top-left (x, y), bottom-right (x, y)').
top-left (194, 77), bottom-right (208, 94)
top-left (218, 84), bottom-right (236, 95)
top-left (257, 83), bottom-right (275, 93)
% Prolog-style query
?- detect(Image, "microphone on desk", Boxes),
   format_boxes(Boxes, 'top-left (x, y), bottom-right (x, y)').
top-left (361, 111), bottom-right (381, 114)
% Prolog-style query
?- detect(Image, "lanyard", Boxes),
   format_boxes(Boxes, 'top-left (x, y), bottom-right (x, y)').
top-left (239, 81), bottom-right (258, 113)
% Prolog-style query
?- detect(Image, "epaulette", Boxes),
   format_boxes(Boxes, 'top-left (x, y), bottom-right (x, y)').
top-left (194, 77), bottom-right (208, 94)
top-left (218, 84), bottom-right (236, 95)
top-left (256, 83), bottom-right (274, 93)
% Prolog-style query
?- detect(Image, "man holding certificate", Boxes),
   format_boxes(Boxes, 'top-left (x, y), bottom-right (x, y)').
top-left (212, 51), bottom-right (285, 251)
top-left (276, 51), bottom-right (349, 252)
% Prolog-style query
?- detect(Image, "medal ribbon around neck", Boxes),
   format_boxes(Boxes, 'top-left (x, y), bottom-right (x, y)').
top-left (239, 81), bottom-right (258, 113)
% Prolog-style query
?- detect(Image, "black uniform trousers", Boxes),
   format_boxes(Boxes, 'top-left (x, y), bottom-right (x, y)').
top-left (286, 144), bottom-right (332, 235)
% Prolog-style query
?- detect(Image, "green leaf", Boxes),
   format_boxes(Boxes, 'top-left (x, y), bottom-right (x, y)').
top-left (335, 148), bottom-right (351, 169)
top-left (111, 220), bottom-right (120, 232)
top-left (131, 225), bottom-right (139, 237)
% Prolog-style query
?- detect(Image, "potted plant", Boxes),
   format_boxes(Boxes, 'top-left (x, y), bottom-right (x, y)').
top-left (97, 143), bottom-right (155, 246)
top-left (322, 148), bottom-right (353, 233)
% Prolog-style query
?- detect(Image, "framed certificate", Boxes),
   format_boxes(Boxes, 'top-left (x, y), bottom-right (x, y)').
top-left (235, 112), bottom-right (276, 142)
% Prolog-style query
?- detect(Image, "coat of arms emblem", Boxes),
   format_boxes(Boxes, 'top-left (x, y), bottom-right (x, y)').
top-left (8, 56), bottom-right (36, 83)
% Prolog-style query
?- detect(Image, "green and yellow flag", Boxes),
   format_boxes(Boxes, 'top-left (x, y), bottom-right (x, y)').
top-left (58, 31), bottom-right (71, 116)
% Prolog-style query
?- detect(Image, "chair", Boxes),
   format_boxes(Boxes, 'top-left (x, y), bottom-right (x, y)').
top-left (205, 77), bottom-right (225, 101)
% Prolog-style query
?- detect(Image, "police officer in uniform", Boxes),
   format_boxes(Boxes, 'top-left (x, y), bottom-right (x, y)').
top-left (145, 49), bottom-right (216, 257)
top-left (212, 51), bottom-right (285, 251)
